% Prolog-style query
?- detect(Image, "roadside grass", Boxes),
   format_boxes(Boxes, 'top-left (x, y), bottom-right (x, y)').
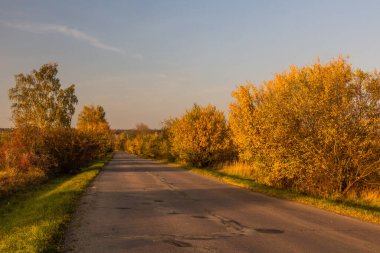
top-left (0, 155), bottom-right (112, 253)
top-left (158, 159), bottom-right (380, 224)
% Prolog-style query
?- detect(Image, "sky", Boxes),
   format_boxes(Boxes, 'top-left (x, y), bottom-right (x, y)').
top-left (1, 0), bottom-right (380, 129)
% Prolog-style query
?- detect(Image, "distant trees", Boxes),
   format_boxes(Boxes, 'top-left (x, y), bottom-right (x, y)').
top-left (135, 123), bottom-right (150, 135)
top-left (124, 123), bottom-right (166, 158)
top-left (8, 63), bottom-right (77, 128)
top-left (125, 105), bottom-right (234, 167)
top-left (114, 132), bottom-right (128, 151)
top-left (125, 131), bottom-right (170, 159)
top-left (229, 57), bottom-right (380, 196)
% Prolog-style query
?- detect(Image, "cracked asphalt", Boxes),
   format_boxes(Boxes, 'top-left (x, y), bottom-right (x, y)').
top-left (64, 152), bottom-right (380, 253)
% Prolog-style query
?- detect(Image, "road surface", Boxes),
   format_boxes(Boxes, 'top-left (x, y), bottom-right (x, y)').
top-left (64, 152), bottom-right (380, 253)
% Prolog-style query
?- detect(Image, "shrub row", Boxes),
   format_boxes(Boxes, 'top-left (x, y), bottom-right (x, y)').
top-left (0, 127), bottom-right (112, 196)
top-left (1, 127), bottom-right (111, 174)
top-left (229, 57), bottom-right (379, 197)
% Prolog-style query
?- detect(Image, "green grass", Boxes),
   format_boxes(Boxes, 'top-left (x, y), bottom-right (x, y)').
top-left (0, 155), bottom-right (112, 253)
top-left (159, 160), bottom-right (380, 224)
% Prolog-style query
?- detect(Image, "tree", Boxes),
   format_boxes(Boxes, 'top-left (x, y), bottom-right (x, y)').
top-left (8, 63), bottom-right (77, 128)
top-left (76, 105), bottom-right (113, 157)
top-left (168, 104), bottom-right (232, 167)
top-left (77, 105), bottom-right (110, 132)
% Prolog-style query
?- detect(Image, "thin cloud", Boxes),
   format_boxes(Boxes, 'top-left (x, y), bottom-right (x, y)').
top-left (1, 21), bottom-right (124, 53)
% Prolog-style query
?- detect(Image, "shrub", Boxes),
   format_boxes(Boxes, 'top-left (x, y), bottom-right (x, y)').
top-left (229, 57), bottom-right (380, 197)
top-left (168, 104), bottom-right (234, 167)
top-left (0, 127), bottom-right (110, 176)
top-left (0, 167), bottom-right (47, 197)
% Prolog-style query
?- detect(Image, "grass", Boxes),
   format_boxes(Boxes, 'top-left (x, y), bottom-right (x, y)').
top-left (158, 159), bottom-right (380, 224)
top-left (0, 155), bottom-right (112, 253)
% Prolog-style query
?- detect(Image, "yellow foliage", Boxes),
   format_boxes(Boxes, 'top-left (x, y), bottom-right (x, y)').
top-left (168, 104), bottom-right (233, 167)
top-left (0, 167), bottom-right (46, 197)
top-left (77, 105), bottom-right (110, 132)
top-left (124, 131), bottom-right (170, 159)
top-left (229, 56), bottom-right (380, 197)
top-left (76, 105), bottom-right (113, 155)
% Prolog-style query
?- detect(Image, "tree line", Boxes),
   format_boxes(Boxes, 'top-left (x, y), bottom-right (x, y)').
top-left (122, 57), bottom-right (379, 198)
top-left (0, 63), bottom-right (113, 196)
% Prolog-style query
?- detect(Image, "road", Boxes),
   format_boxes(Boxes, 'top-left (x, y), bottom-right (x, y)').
top-left (64, 152), bottom-right (380, 253)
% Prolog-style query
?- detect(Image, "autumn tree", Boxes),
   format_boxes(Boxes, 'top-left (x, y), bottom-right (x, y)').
top-left (168, 104), bottom-right (232, 167)
top-left (77, 105), bottom-right (110, 132)
top-left (229, 56), bottom-right (380, 196)
top-left (77, 105), bottom-right (113, 157)
top-left (8, 63), bottom-right (77, 128)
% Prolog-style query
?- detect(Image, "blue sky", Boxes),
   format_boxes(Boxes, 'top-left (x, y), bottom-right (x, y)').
top-left (1, 0), bottom-right (380, 129)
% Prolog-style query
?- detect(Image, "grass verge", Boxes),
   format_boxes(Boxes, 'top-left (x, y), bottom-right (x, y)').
top-left (0, 154), bottom-right (112, 253)
top-left (158, 159), bottom-right (380, 224)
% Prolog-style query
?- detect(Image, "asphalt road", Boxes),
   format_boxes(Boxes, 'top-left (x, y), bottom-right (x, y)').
top-left (64, 152), bottom-right (380, 253)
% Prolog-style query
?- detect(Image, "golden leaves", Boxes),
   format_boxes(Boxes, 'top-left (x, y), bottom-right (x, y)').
top-left (229, 57), bottom-right (380, 196)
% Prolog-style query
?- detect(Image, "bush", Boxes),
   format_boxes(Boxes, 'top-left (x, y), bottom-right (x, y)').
top-left (168, 104), bottom-right (234, 167)
top-left (0, 127), bottom-right (111, 176)
top-left (0, 167), bottom-right (46, 197)
top-left (229, 57), bottom-right (380, 197)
